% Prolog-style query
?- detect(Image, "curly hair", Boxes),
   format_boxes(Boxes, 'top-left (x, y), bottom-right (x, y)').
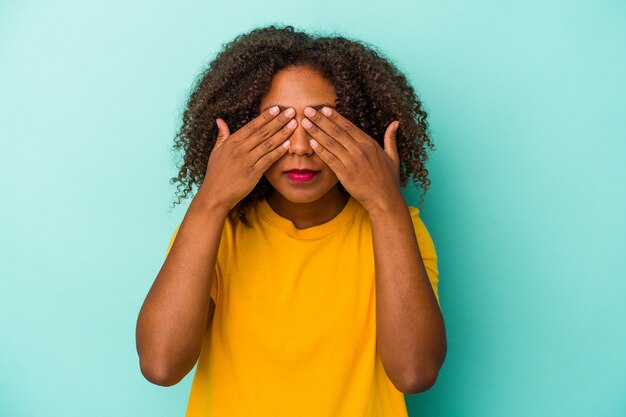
top-left (169, 24), bottom-right (435, 228)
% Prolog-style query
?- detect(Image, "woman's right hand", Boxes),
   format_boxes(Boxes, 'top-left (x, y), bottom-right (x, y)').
top-left (197, 105), bottom-right (297, 211)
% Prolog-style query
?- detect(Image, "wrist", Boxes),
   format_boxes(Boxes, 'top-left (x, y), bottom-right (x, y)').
top-left (191, 189), bottom-right (232, 217)
top-left (365, 189), bottom-right (406, 216)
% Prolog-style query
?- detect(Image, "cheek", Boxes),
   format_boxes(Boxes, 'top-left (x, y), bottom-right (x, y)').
top-left (262, 159), bottom-right (283, 180)
top-left (322, 166), bottom-right (338, 180)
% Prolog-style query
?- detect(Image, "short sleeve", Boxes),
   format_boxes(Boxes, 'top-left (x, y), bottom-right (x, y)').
top-left (165, 223), bottom-right (218, 303)
top-left (165, 224), bottom-right (181, 258)
top-left (408, 207), bottom-right (440, 306)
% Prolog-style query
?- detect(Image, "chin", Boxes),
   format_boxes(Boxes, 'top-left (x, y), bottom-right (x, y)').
top-left (264, 172), bottom-right (339, 204)
top-left (270, 186), bottom-right (332, 204)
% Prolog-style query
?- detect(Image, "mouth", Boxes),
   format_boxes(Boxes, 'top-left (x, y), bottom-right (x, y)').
top-left (284, 170), bottom-right (320, 183)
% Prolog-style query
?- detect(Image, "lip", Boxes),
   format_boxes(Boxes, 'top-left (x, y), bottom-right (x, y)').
top-left (284, 171), bottom-right (319, 183)
top-left (284, 169), bottom-right (320, 174)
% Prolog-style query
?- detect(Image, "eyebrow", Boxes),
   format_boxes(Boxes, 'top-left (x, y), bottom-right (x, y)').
top-left (261, 103), bottom-right (337, 112)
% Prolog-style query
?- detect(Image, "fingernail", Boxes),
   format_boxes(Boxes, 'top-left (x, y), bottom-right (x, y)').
top-left (269, 106), bottom-right (280, 115)
top-left (321, 106), bottom-right (332, 116)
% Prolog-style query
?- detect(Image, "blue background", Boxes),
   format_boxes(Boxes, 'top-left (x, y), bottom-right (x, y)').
top-left (1, 1), bottom-right (625, 416)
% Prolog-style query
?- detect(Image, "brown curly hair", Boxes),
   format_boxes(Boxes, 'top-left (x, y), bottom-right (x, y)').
top-left (169, 24), bottom-right (435, 227)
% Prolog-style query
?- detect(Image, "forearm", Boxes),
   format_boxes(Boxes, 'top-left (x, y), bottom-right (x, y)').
top-left (135, 191), bottom-right (229, 385)
top-left (368, 191), bottom-right (446, 393)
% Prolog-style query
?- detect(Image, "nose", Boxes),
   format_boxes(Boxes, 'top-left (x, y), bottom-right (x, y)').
top-left (287, 113), bottom-right (314, 156)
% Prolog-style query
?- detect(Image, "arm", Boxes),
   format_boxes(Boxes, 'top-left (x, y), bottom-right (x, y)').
top-left (135, 190), bottom-right (229, 386)
top-left (369, 190), bottom-right (447, 394)
top-left (291, 104), bottom-right (446, 392)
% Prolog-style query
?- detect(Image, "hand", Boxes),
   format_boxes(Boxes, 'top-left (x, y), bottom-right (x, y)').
top-left (301, 106), bottom-right (402, 211)
top-left (197, 106), bottom-right (297, 211)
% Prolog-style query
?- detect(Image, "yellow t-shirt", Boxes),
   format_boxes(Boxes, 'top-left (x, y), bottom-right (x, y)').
top-left (165, 195), bottom-right (439, 417)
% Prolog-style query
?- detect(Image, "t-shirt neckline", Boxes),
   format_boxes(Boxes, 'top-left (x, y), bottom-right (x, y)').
top-left (257, 195), bottom-right (360, 240)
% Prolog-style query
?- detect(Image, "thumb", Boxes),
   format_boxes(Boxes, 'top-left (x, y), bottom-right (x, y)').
top-left (384, 120), bottom-right (400, 162)
top-left (215, 118), bottom-right (231, 148)
top-left (384, 121), bottom-right (401, 184)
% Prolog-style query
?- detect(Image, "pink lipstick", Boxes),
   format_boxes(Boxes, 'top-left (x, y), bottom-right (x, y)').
top-left (284, 169), bottom-right (319, 183)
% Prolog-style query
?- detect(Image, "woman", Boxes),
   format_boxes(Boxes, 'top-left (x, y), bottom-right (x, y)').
top-left (136, 24), bottom-right (446, 416)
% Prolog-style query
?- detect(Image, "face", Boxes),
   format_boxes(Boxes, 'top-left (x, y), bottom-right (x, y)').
top-left (260, 64), bottom-right (342, 204)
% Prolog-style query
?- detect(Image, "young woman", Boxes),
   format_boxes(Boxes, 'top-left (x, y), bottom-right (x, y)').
top-left (136, 25), bottom-right (446, 417)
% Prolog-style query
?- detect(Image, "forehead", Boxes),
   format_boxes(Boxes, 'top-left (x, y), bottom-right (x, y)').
top-left (260, 65), bottom-right (337, 106)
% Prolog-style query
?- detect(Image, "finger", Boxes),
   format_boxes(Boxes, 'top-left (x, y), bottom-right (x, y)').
top-left (303, 107), bottom-right (358, 153)
top-left (242, 107), bottom-right (295, 153)
top-left (252, 134), bottom-right (292, 173)
top-left (251, 116), bottom-right (297, 161)
top-left (214, 118), bottom-right (231, 148)
top-left (319, 106), bottom-right (368, 144)
top-left (309, 138), bottom-right (346, 179)
top-left (233, 105), bottom-right (282, 143)
top-left (301, 117), bottom-right (351, 164)
top-left (384, 121), bottom-right (400, 164)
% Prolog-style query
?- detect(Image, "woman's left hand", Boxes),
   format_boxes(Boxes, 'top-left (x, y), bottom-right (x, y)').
top-left (302, 106), bottom-right (402, 211)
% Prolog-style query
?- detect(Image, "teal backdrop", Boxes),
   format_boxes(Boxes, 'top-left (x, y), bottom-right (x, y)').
top-left (1, 1), bottom-right (624, 416)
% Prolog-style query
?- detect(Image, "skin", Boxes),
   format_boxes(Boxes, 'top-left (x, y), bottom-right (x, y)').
top-left (261, 64), bottom-right (447, 393)
top-left (136, 94), bottom-right (300, 387)
top-left (260, 64), bottom-right (350, 230)
top-left (136, 64), bottom-right (446, 391)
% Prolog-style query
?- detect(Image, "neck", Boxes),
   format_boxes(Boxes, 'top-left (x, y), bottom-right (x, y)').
top-left (266, 187), bottom-right (350, 230)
